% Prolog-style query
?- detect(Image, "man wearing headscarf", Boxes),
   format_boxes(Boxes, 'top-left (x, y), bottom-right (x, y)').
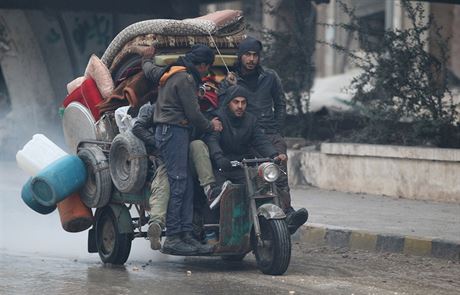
top-left (219, 36), bottom-right (308, 235)
top-left (145, 44), bottom-right (222, 255)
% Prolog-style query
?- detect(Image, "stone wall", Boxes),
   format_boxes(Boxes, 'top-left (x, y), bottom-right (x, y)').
top-left (288, 143), bottom-right (460, 203)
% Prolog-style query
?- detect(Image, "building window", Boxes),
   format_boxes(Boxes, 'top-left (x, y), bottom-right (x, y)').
top-left (357, 11), bottom-right (385, 52)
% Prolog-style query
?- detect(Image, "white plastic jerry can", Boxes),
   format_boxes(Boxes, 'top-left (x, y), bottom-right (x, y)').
top-left (16, 134), bottom-right (68, 176)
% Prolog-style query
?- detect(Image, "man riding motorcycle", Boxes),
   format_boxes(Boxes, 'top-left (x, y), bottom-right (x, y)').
top-left (204, 85), bottom-right (289, 232)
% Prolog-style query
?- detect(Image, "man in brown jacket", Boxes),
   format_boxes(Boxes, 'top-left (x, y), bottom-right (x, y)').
top-left (151, 45), bottom-right (222, 255)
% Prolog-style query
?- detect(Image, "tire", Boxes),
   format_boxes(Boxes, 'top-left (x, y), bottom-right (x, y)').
top-left (109, 131), bottom-right (148, 193)
top-left (252, 217), bottom-right (291, 275)
top-left (221, 254), bottom-right (246, 262)
top-left (78, 146), bottom-right (112, 208)
top-left (95, 207), bottom-right (133, 265)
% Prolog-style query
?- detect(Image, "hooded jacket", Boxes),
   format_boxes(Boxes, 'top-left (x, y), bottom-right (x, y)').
top-left (205, 85), bottom-right (278, 163)
top-left (219, 37), bottom-right (286, 135)
top-left (132, 102), bottom-right (156, 153)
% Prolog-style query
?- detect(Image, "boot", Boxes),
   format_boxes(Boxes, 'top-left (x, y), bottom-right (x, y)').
top-left (182, 232), bottom-right (214, 254)
top-left (162, 233), bottom-right (198, 255)
top-left (147, 222), bottom-right (162, 250)
top-left (285, 207), bottom-right (308, 235)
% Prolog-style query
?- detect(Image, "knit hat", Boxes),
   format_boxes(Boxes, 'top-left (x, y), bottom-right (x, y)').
top-left (184, 44), bottom-right (215, 65)
top-left (237, 36), bottom-right (262, 58)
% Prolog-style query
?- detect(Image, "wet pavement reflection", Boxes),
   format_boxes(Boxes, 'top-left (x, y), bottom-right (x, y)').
top-left (2, 162), bottom-right (460, 295)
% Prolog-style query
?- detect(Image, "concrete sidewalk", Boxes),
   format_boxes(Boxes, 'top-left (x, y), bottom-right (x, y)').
top-left (290, 186), bottom-right (460, 260)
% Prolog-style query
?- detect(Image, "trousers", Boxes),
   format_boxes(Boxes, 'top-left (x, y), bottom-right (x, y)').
top-left (148, 139), bottom-right (215, 229)
top-left (155, 124), bottom-right (193, 236)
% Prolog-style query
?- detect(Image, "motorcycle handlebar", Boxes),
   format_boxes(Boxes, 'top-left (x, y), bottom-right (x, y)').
top-left (230, 157), bottom-right (274, 167)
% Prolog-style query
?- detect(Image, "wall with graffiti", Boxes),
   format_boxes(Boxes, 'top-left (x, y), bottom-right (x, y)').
top-left (0, 9), bottom-right (151, 159)
top-left (26, 11), bottom-right (150, 106)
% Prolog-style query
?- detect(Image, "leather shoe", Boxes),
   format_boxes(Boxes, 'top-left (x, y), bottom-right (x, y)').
top-left (161, 233), bottom-right (198, 255)
top-left (285, 207), bottom-right (308, 235)
top-left (182, 232), bottom-right (214, 254)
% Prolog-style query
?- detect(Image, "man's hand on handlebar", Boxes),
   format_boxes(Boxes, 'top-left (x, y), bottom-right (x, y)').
top-left (274, 153), bottom-right (287, 164)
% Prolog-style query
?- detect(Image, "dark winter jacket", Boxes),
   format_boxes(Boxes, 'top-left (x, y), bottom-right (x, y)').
top-left (205, 102), bottom-right (278, 165)
top-left (132, 103), bottom-right (156, 153)
top-left (219, 65), bottom-right (286, 135)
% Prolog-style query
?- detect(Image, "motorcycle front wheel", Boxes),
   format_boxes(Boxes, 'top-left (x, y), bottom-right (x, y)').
top-left (252, 216), bottom-right (291, 275)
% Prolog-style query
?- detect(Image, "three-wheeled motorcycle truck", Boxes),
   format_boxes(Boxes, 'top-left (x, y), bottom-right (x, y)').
top-left (81, 131), bottom-right (291, 275)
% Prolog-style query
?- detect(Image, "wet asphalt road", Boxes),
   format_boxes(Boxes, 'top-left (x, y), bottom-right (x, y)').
top-left (1, 162), bottom-right (460, 294)
top-left (2, 244), bottom-right (460, 295)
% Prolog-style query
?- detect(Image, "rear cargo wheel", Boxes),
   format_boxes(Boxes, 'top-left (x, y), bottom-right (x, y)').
top-left (96, 207), bottom-right (133, 265)
top-left (78, 145), bottom-right (112, 208)
top-left (109, 131), bottom-right (148, 193)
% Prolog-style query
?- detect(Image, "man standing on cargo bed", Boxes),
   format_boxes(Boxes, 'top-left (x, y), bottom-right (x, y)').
top-left (219, 36), bottom-right (308, 235)
top-left (152, 44), bottom-right (222, 255)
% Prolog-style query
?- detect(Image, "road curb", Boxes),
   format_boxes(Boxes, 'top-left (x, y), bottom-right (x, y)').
top-left (292, 223), bottom-right (460, 260)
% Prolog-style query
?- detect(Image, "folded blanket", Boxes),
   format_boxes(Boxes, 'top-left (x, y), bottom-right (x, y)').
top-left (195, 9), bottom-right (243, 33)
top-left (101, 10), bottom-right (244, 67)
top-left (97, 71), bottom-right (156, 114)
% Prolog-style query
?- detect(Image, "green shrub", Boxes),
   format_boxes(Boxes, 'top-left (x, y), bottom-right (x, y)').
top-left (319, 0), bottom-right (459, 148)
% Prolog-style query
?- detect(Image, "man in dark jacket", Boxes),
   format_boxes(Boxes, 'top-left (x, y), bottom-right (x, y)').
top-left (132, 73), bottom-right (224, 251)
top-left (146, 44), bottom-right (222, 255)
top-left (205, 85), bottom-right (286, 236)
top-left (219, 36), bottom-right (308, 234)
top-left (206, 84), bottom-right (285, 187)
top-left (132, 102), bottom-right (170, 251)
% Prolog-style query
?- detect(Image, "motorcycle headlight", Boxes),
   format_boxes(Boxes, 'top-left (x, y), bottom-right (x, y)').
top-left (258, 162), bottom-right (280, 183)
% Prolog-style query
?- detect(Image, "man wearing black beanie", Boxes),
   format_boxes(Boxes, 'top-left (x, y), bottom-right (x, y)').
top-left (144, 44), bottom-right (223, 255)
top-left (219, 36), bottom-right (308, 235)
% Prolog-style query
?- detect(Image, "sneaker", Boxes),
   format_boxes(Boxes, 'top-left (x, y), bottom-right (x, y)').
top-left (161, 233), bottom-right (198, 255)
top-left (209, 180), bottom-right (232, 210)
top-left (147, 223), bottom-right (162, 250)
top-left (205, 183), bottom-right (221, 202)
top-left (285, 207), bottom-right (309, 235)
top-left (182, 232), bottom-right (214, 254)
